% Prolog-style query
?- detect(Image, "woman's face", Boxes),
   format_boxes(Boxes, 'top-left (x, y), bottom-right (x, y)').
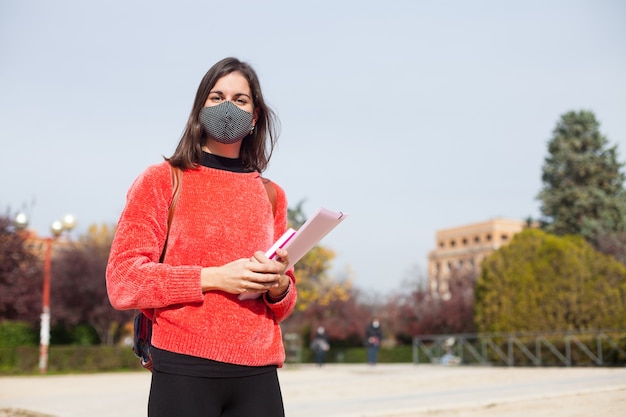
top-left (204, 71), bottom-right (257, 124)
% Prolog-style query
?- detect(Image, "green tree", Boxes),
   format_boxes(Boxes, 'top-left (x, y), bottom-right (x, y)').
top-left (537, 110), bottom-right (626, 256)
top-left (287, 200), bottom-right (308, 229)
top-left (474, 229), bottom-right (626, 333)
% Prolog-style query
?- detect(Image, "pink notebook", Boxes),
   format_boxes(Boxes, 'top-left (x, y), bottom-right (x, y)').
top-left (239, 207), bottom-right (348, 300)
top-left (280, 207), bottom-right (347, 270)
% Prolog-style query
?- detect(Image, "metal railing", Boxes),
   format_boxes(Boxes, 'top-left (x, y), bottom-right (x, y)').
top-left (413, 329), bottom-right (626, 366)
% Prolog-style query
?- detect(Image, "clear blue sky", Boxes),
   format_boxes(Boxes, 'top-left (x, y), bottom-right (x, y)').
top-left (2, 0), bottom-right (625, 294)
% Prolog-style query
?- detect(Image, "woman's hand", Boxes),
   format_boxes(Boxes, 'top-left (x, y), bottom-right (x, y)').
top-left (255, 248), bottom-right (290, 299)
top-left (200, 248), bottom-right (290, 297)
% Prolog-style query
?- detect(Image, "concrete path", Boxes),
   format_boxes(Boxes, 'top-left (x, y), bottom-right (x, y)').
top-left (1, 364), bottom-right (625, 417)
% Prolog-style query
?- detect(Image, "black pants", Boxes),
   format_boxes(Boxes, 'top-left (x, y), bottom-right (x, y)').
top-left (148, 369), bottom-right (285, 417)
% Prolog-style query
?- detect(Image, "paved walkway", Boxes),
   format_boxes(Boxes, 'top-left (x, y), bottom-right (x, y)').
top-left (1, 364), bottom-right (625, 416)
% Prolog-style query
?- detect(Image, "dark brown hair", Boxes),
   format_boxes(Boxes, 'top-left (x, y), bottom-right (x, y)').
top-left (167, 57), bottom-right (279, 172)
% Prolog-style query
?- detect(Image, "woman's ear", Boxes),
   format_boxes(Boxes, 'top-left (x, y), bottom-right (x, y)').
top-left (252, 108), bottom-right (259, 127)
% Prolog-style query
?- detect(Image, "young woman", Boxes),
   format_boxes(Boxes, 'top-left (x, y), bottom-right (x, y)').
top-left (106, 57), bottom-right (296, 417)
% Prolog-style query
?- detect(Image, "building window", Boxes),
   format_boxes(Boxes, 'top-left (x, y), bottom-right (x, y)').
top-left (474, 236), bottom-right (480, 243)
top-left (501, 234), bottom-right (508, 240)
top-left (462, 238), bottom-right (468, 245)
top-left (450, 240), bottom-right (456, 247)
top-left (439, 241), bottom-right (445, 248)
top-left (486, 234), bottom-right (492, 241)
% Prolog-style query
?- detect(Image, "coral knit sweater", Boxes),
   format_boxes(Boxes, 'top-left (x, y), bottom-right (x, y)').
top-left (106, 161), bottom-right (297, 367)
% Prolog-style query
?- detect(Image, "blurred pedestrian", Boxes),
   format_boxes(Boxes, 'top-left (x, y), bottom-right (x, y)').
top-left (365, 318), bottom-right (382, 365)
top-left (310, 326), bottom-right (330, 366)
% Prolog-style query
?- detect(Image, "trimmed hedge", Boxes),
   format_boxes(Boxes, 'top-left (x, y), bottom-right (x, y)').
top-left (1, 345), bottom-right (415, 374)
top-left (299, 345), bottom-right (413, 364)
top-left (0, 345), bottom-right (143, 375)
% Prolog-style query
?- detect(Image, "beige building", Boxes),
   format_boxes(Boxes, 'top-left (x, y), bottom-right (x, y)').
top-left (428, 218), bottom-right (527, 299)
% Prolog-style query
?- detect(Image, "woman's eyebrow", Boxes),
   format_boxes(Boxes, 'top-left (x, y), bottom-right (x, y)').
top-left (209, 90), bottom-right (251, 99)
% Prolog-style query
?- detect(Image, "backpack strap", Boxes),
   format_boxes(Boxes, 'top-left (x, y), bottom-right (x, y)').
top-left (159, 165), bottom-right (182, 263)
top-left (261, 177), bottom-right (277, 217)
top-left (167, 166), bottom-right (183, 230)
top-left (136, 165), bottom-right (182, 371)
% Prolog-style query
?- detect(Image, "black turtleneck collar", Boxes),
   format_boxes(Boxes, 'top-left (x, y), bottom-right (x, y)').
top-left (200, 151), bottom-right (247, 173)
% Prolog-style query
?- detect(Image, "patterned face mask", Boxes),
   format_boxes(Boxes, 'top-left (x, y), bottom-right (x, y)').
top-left (200, 101), bottom-right (253, 144)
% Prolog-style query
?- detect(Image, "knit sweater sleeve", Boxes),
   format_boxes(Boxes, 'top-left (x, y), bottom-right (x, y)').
top-left (262, 181), bottom-right (297, 322)
top-left (105, 162), bottom-right (204, 311)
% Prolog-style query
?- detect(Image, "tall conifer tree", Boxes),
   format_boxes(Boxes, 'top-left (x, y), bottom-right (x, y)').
top-left (538, 110), bottom-right (626, 252)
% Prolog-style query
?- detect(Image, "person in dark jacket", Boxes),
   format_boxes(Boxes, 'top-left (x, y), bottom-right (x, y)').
top-left (365, 318), bottom-right (382, 365)
top-left (310, 326), bottom-right (330, 366)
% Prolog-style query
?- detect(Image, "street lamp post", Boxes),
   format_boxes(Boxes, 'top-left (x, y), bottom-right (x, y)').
top-left (40, 235), bottom-right (54, 374)
top-left (15, 213), bottom-right (76, 374)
